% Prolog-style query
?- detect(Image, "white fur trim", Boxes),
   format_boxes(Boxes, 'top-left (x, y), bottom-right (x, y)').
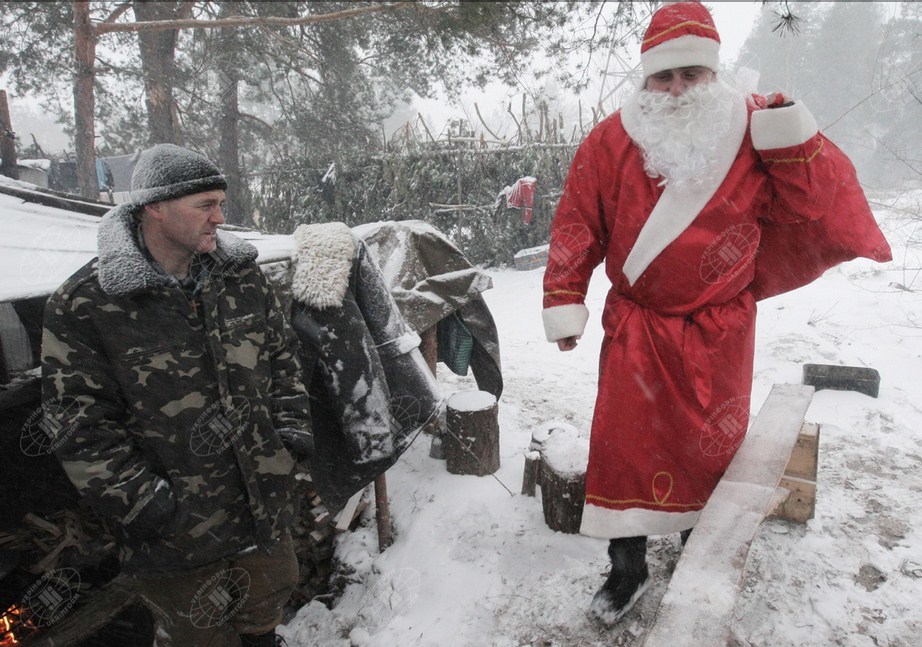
top-left (641, 34), bottom-right (720, 78)
top-left (542, 303), bottom-right (590, 342)
top-left (291, 222), bottom-right (356, 309)
top-left (620, 83), bottom-right (748, 285)
top-left (579, 502), bottom-right (701, 538)
top-left (750, 100), bottom-right (818, 151)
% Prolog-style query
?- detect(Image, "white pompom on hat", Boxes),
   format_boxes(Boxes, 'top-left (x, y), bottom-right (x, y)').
top-left (641, 2), bottom-right (721, 78)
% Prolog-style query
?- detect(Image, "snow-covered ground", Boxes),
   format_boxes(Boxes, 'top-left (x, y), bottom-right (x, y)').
top-left (280, 188), bottom-right (922, 647)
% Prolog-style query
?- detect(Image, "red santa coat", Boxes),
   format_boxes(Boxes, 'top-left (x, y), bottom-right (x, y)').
top-left (542, 90), bottom-right (891, 538)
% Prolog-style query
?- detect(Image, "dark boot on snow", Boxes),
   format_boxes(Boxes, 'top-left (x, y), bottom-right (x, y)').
top-left (588, 535), bottom-right (650, 626)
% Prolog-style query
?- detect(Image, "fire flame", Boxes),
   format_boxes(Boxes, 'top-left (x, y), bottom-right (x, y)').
top-left (0, 605), bottom-right (38, 646)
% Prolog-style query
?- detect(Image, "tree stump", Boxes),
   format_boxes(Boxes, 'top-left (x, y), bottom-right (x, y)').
top-left (525, 424), bottom-right (589, 534)
top-left (444, 391), bottom-right (499, 476)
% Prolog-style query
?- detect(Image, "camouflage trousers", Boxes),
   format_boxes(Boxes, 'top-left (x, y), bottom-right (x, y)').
top-left (121, 532), bottom-right (298, 647)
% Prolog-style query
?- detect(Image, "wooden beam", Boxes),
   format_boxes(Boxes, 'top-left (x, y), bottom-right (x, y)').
top-left (770, 422), bottom-right (820, 523)
top-left (783, 421), bottom-right (819, 481)
top-left (642, 383), bottom-right (815, 647)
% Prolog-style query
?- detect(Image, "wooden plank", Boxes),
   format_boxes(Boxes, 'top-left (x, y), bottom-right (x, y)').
top-left (643, 383), bottom-right (814, 647)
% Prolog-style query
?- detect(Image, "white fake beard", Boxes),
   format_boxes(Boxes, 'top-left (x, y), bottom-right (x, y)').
top-left (632, 80), bottom-right (741, 189)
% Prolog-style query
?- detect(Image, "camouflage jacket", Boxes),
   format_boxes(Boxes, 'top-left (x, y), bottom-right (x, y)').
top-left (41, 203), bottom-right (311, 573)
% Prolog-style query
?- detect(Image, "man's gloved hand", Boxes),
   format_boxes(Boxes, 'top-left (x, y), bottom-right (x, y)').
top-left (123, 478), bottom-right (177, 539)
top-left (278, 428), bottom-right (315, 462)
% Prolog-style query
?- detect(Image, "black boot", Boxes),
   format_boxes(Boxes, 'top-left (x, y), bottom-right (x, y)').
top-left (588, 536), bottom-right (650, 626)
top-left (239, 631), bottom-right (287, 647)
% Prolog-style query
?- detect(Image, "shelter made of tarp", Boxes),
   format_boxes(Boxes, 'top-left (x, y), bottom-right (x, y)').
top-left (0, 177), bottom-right (501, 400)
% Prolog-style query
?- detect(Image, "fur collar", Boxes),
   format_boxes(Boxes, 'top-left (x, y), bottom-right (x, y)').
top-left (96, 202), bottom-right (257, 297)
top-left (291, 222), bottom-right (357, 309)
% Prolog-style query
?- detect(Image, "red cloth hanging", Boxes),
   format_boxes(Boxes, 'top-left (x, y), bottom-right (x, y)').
top-left (506, 177), bottom-right (537, 224)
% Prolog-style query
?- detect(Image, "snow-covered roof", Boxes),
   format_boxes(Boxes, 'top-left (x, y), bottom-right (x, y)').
top-left (0, 176), bottom-right (295, 303)
top-left (18, 159), bottom-right (51, 171)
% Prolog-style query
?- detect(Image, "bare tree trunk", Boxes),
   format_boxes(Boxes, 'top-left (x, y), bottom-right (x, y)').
top-left (134, 1), bottom-right (184, 146)
top-left (73, 1), bottom-right (98, 200)
top-left (0, 90), bottom-right (19, 180)
top-left (217, 2), bottom-right (248, 225)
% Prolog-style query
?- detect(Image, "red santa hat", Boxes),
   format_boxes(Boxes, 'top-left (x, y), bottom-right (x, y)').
top-left (641, 2), bottom-right (720, 78)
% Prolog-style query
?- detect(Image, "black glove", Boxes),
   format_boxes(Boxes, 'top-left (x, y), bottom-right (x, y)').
top-left (123, 479), bottom-right (176, 540)
top-left (278, 428), bottom-right (315, 461)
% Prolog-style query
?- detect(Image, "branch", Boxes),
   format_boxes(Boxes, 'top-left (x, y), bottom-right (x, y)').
top-left (102, 1), bottom-right (132, 24)
top-left (93, 2), bottom-right (415, 35)
top-left (474, 103), bottom-right (502, 141)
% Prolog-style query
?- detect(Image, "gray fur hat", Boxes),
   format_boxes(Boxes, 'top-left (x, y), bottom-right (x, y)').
top-left (129, 143), bottom-right (227, 206)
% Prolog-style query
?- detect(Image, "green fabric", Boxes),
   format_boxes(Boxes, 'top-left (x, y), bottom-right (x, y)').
top-left (437, 311), bottom-right (474, 376)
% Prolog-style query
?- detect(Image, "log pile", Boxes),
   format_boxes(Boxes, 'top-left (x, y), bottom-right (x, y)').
top-left (287, 472), bottom-right (370, 608)
top-left (0, 508), bottom-right (116, 576)
top-left (0, 474), bottom-right (371, 640)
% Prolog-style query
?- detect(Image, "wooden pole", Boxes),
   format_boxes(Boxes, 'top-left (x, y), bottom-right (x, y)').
top-left (0, 90), bottom-right (18, 180)
top-left (374, 474), bottom-right (392, 551)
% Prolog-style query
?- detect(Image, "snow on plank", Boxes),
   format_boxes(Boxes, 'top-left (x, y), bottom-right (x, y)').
top-left (642, 383), bottom-right (815, 646)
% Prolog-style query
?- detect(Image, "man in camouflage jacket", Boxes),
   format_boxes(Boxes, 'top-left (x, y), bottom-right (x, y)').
top-left (41, 144), bottom-right (312, 646)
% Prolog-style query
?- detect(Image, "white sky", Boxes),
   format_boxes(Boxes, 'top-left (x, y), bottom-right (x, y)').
top-left (406, 2), bottom-right (762, 139)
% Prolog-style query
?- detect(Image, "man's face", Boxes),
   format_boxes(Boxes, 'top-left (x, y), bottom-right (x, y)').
top-left (146, 190), bottom-right (226, 255)
top-left (645, 66), bottom-right (714, 96)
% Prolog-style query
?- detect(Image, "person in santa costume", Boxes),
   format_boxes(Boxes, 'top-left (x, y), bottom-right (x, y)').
top-left (542, 1), bottom-right (891, 626)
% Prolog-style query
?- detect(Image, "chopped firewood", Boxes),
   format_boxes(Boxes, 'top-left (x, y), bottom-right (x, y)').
top-left (32, 524), bottom-right (78, 573)
top-left (333, 489), bottom-right (365, 533)
top-left (24, 512), bottom-right (62, 537)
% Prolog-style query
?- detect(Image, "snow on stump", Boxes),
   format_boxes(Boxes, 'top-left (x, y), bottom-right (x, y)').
top-left (523, 424), bottom-right (590, 534)
top-left (444, 390), bottom-right (500, 476)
